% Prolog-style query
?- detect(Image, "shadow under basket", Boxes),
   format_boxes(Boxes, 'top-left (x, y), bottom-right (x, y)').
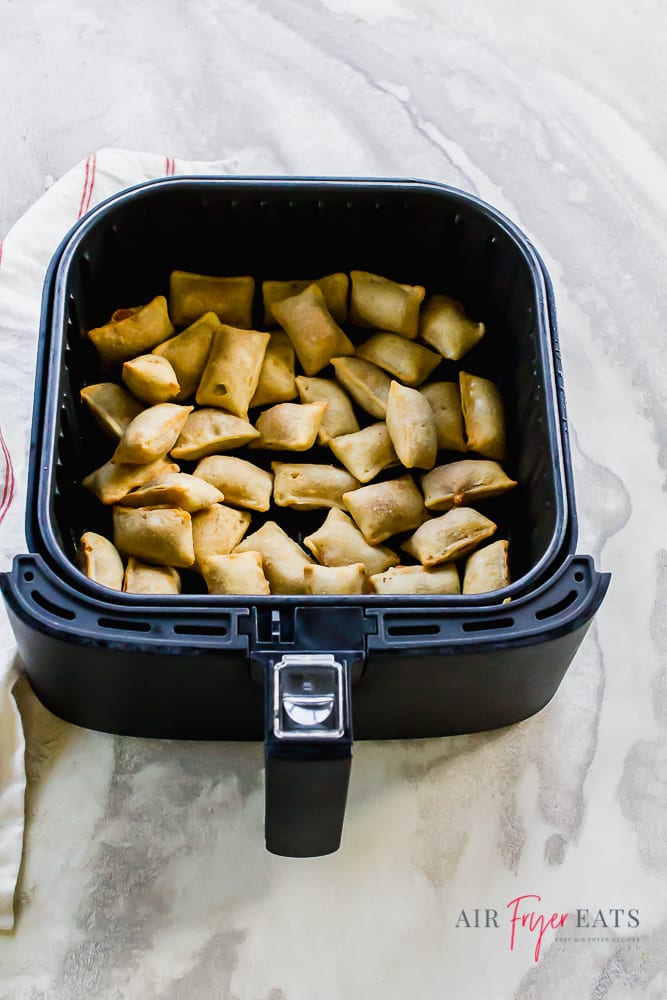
top-left (0, 177), bottom-right (609, 858)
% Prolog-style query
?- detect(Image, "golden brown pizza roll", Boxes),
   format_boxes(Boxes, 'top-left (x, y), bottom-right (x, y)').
top-left (385, 380), bottom-right (437, 470)
top-left (420, 381), bottom-right (467, 452)
top-left (402, 507), bottom-right (496, 567)
top-left (117, 472), bottom-right (223, 513)
top-left (272, 463), bottom-right (360, 510)
top-left (200, 551), bottom-right (270, 595)
top-left (263, 272), bottom-right (349, 326)
top-left (295, 376), bottom-right (359, 444)
top-left (250, 331), bottom-right (297, 408)
top-left (421, 460), bottom-right (517, 511)
top-left (87, 296), bottom-right (175, 366)
top-left (196, 325), bottom-right (270, 418)
top-left (123, 558), bottom-right (181, 595)
top-left (192, 503), bottom-right (252, 568)
top-left (370, 563), bottom-right (460, 595)
top-left (112, 403), bottom-right (193, 464)
top-left (328, 422), bottom-right (399, 484)
top-left (303, 509), bottom-right (399, 575)
top-left (349, 270), bottom-right (425, 339)
top-left (343, 475), bottom-right (426, 545)
top-left (459, 372), bottom-right (507, 461)
top-left (80, 383), bottom-right (144, 439)
top-left (170, 408), bottom-right (260, 461)
top-left (153, 312), bottom-right (220, 401)
top-left (330, 356), bottom-right (392, 419)
top-left (169, 271), bottom-right (255, 328)
top-left (304, 563), bottom-right (367, 595)
top-left (356, 333), bottom-right (440, 387)
top-left (235, 521), bottom-right (313, 594)
top-left (121, 354), bottom-right (180, 404)
top-left (272, 284), bottom-right (354, 376)
top-left (76, 531), bottom-right (124, 590)
top-left (420, 295), bottom-right (485, 360)
top-left (82, 456), bottom-right (179, 505)
top-left (193, 456), bottom-right (273, 512)
top-left (250, 401), bottom-right (327, 451)
top-left (462, 539), bottom-right (510, 595)
top-left (113, 506), bottom-right (195, 567)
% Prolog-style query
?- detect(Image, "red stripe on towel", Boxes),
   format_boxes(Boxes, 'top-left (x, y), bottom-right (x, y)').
top-left (0, 426), bottom-right (15, 524)
top-left (77, 156), bottom-right (92, 219)
top-left (84, 152), bottom-right (97, 214)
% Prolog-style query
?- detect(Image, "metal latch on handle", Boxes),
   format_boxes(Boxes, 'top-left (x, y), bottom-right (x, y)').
top-left (272, 654), bottom-right (345, 740)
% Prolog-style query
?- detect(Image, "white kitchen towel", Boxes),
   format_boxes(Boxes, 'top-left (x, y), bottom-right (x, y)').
top-left (0, 148), bottom-right (244, 931)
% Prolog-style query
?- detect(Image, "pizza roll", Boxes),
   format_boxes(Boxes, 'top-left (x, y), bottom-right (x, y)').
top-left (169, 271), bottom-right (255, 328)
top-left (250, 401), bottom-right (327, 451)
top-left (263, 272), bottom-right (349, 326)
top-left (330, 356), bottom-right (392, 419)
top-left (420, 381), bottom-right (466, 452)
top-left (272, 463), bottom-right (360, 510)
top-left (193, 456), bottom-right (273, 512)
top-left (304, 563), bottom-right (367, 595)
top-left (250, 331), bottom-right (297, 408)
top-left (87, 296), bottom-right (175, 366)
top-left (80, 383), bottom-right (144, 439)
top-left (235, 521), bottom-right (313, 594)
top-left (402, 507), bottom-right (496, 567)
top-left (201, 551), bottom-right (270, 596)
top-left (123, 558), bottom-right (181, 595)
top-left (343, 475), bottom-right (426, 545)
top-left (196, 325), bottom-right (270, 418)
top-left (192, 503), bottom-right (252, 568)
top-left (112, 403), bottom-right (193, 464)
top-left (295, 376), bottom-right (359, 444)
top-left (356, 333), bottom-right (440, 387)
top-left (272, 284), bottom-right (354, 376)
top-left (459, 372), bottom-right (507, 461)
top-left (350, 270), bottom-right (425, 339)
top-left (370, 563), bottom-right (460, 596)
top-left (76, 532), bottom-right (124, 590)
top-left (153, 312), bottom-right (220, 401)
top-left (82, 456), bottom-right (179, 505)
top-left (385, 380), bottom-right (438, 470)
top-left (463, 539), bottom-right (510, 595)
top-left (329, 422), bottom-right (398, 484)
top-left (421, 460), bottom-right (517, 511)
top-left (117, 472), bottom-right (223, 513)
top-left (420, 295), bottom-right (485, 360)
top-left (303, 509), bottom-right (398, 575)
top-left (121, 354), bottom-right (180, 404)
top-left (113, 506), bottom-right (195, 568)
top-left (170, 408), bottom-right (260, 461)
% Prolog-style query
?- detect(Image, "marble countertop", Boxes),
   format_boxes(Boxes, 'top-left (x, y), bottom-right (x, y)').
top-left (1, 1), bottom-right (665, 997)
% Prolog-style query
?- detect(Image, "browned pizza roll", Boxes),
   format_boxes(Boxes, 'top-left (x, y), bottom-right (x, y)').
top-left (80, 383), bottom-right (144, 439)
top-left (385, 380), bottom-right (437, 470)
top-left (117, 472), bottom-right (223, 513)
top-left (272, 284), bottom-right (354, 376)
top-left (250, 331), bottom-right (297, 408)
top-left (169, 271), bottom-right (255, 328)
top-left (303, 508), bottom-right (398, 575)
top-left (350, 270), bottom-right (425, 339)
top-left (420, 381), bottom-right (467, 452)
top-left (370, 563), bottom-right (460, 595)
top-left (123, 558), bottom-right (181, 595)
top-left (201, 551), bottom-right (270, 595)
top-left (76, 532), bottom-right (125, 590)
top-left (263, 272), bottom-right (349, 326)
top-left (304, 563), bottom-right (367, 595)
top-left (420, 295), bottom-right (485, 361)
top-left (153, 312), bottom-right (220, 401)
top-left (112, 403), bottom-right (193, 464)
top-left (193, 456), bottom-right (273, 512)
top-left (272, 462), bottom-right (360, 510)
top-left (121, 354), bottom-right (180, 404)
top-left (402, 507), bottom-right (496, 567)
top-left (343, 475), bottom-right (426, 545)
top-left (192, 503), bottom-right (252, 568)
top-left (250, 401), bottom-right (327, 451)
top-left (170, 408), bottom-right (260, 461)
top-left (356, 333), bottom-right (440, 387)
top-left (462, 539), bottom-right (510, 594)
top-left (235, 521), bottom-right (313, 594)
top-left (330, 356), bottom-right (392, 419)
top-left (421, 460), bottom-right (517, 511)
top-left (87, 296), bottom-right (175, 366)
top-left (196, 325), bottom-right (270, 418)
top-left (113, 506), bottom-right (195, 567)
top-left (459, 372), bottom-right (507, 461)
top-left (329, 422), bottom-right (399, 484)
top-left (295, 376), bottom-right (359, 444)
top-left (82, 456), bottom-right (179, 505)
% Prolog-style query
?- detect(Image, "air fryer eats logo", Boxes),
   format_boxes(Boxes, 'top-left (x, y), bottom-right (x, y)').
top-left (455, 895), bottom-right (640, 962)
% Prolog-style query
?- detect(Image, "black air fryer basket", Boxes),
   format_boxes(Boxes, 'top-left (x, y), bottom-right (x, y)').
top-left (0, 178), bottom-right (609, 857)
